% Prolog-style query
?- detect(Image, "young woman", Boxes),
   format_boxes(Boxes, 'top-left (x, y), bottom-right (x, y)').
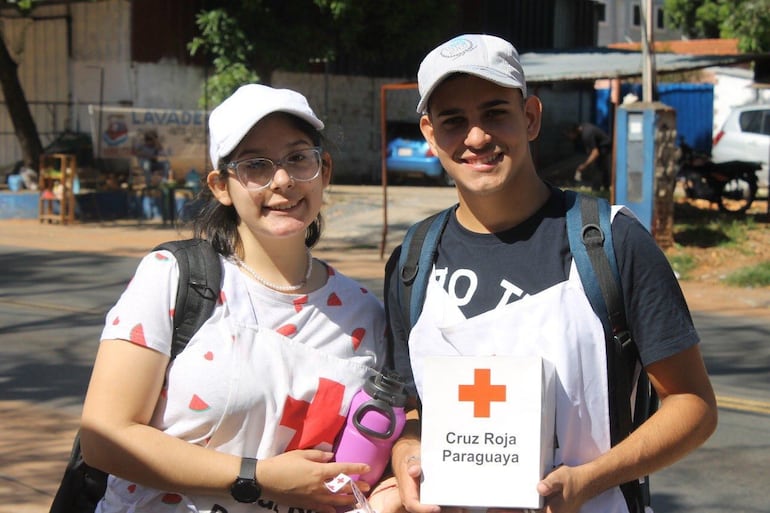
top-left (80, 84), bottom-right (387, 513)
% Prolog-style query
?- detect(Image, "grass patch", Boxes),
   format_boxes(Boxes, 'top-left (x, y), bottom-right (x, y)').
top-left (667, 253), bottom-right (697, 280)
top-left (673, 217), bottom-right (751, 250)
top-left (723, 261), bottom-right (770, 288)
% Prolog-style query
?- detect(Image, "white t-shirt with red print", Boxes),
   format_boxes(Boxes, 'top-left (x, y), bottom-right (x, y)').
top-left (98, 248), bottom-right (387, 513)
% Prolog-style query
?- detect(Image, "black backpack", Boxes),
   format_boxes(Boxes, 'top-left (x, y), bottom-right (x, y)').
top-left (49, 239), bottom-right (222, 513)
top-left (387, 191), bottom-right (658, 513)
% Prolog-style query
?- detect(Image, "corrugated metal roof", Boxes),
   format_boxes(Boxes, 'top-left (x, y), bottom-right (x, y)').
top-left (608, 38), bottom-right (740, 55)
top-left (520, 49), bottom-right (757, 83)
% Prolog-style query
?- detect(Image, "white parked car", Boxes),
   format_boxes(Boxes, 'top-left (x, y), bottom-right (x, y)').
top-left (712, 103), bottom-right (770, 187)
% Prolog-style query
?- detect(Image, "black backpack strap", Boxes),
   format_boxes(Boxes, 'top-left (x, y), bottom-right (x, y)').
top-left (152, 239), bottom-right (222, 359)
top-left (565, 190), bottom-right (652, 513)
top-left (398, 207), bottom-right (453, 329)
top-left (48, 431), bottom-right (109, 513)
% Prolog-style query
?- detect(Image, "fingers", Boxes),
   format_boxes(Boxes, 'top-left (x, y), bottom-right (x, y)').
top-left (406, 455), bottom-right (422, 478)
top-left (398, 458), bottom-right (440, 513)
top-left (302, 449), bottom-right (335, 462)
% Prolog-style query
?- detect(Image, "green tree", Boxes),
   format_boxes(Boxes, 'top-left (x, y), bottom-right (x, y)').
top-left (664, 0), bottom-right (770, 52)
top-left (721, 0), bottom-right (770, 52)
top-left (189, 0), bottom-right (457, 107)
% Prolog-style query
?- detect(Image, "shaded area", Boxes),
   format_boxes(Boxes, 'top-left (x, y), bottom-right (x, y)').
top-left (0, 248), bottom-right (141, 411)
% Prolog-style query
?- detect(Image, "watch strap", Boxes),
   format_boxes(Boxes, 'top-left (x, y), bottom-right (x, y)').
top-left (239, 457), bottom-right (258, 481)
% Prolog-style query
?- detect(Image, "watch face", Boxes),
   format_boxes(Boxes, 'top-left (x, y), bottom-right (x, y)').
top-left (231, 478), bottom-right (261, 503)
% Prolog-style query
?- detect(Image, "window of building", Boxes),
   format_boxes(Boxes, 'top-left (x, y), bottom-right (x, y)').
top-left (633, 4), bottom-right (641, 26)
top-left (657, 7), bottom-right (665, 29)
top-left (597, 1), bottom-right (606, 23)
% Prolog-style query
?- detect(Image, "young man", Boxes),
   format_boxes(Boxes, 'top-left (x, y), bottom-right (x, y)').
top-left (384, 34), bottom-right (717, 513)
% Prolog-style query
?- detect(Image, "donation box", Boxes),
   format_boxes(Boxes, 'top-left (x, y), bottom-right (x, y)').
top-left (420, 356), bottom-right (556, 510)
top-left (615, 102), bottom-right (678, 246)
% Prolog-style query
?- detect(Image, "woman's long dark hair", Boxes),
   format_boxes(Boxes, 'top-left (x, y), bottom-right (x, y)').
top-left (191, 114), bottom-right (325, 257)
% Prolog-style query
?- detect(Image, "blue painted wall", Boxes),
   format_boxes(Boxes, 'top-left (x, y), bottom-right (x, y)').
top-left (0, 191), bottom-right (39, 219)
top-left (0, 190), bottom-right (132, 220)
top-left (596, 83), bottom-right (714, 154)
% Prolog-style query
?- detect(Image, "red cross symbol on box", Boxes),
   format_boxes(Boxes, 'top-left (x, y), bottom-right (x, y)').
top-left (280, 377), bottom-right (346, 450)
top-left (458, 368), bottom-right (506, 418)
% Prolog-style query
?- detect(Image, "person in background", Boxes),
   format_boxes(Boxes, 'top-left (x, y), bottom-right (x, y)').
top-left (566, 121), bottom-right (613, 191)
top-left (80, 84), bottom-right (392, 513)
top-left (384, 34), bottom-right (717, 513)
top-left (134, 130), bottom-right (170, 186)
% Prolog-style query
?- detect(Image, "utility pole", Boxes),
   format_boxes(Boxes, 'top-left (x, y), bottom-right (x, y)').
top-left (641, 0), bottom-right (657, 102)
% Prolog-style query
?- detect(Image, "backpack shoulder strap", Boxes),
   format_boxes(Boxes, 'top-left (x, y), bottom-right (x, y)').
top-left (398, 207), bottom-right (453, 329)
top-left (565, 191), bottom-right (625, 338)
top-left (49, 239), bottom-right (223, 513)
top-left (565, 190), bottom-right (654, 513)
top-left (153, 239), bottom-right (222, 359)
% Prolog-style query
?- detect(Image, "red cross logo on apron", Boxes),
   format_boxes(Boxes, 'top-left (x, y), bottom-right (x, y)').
top-left (280, 377), bottom-right (347, 450)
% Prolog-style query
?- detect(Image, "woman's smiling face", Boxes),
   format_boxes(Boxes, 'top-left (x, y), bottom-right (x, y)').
top-left (213, 112), bottom-right (331, 243)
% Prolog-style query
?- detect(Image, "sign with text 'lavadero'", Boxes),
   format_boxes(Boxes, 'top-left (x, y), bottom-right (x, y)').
top-left (420, 356), bottom-right (556, 510)
top-left (88, 105), bottom-right (209, 172)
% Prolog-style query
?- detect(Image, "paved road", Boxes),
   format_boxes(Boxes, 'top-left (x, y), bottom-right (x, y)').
top-left (1, 185), bottom-right (768, 512)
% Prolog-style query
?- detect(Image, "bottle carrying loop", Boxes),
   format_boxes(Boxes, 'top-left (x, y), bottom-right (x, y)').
top-left (353, 399), bottom-right (397, 439)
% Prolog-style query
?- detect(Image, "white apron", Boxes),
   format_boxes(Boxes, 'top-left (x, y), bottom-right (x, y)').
top-left (408, 259), bottom-right (630, 513)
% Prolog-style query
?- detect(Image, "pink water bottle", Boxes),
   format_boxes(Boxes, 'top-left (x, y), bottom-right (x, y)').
top-left (333, 371), bottom-right (408, 485)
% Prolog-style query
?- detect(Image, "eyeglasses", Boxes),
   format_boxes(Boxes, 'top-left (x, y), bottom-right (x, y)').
top-left (225, 147), bottom-right (322, 190)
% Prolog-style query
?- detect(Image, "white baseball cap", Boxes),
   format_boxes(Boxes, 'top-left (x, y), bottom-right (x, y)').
top-left (416, 34), bottom-right (527, 114)
top-left (208, 84), bottom-right (324, 168)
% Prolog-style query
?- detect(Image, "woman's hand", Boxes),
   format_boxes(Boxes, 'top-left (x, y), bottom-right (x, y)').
top-left (368, 476), bottom-right (406, 513)
top-left (258, 449), bottom-right (371, 513)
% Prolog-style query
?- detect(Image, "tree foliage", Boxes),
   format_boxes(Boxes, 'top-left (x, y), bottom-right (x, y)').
top-left (664, 0), bottom-right (770, 52)
top-left (189, 0), bottom-right (457, 107)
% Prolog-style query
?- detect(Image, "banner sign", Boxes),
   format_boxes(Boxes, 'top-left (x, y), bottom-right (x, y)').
top-left (88, 105), bottom-right (209, 170)
top-left (420, 356), bottom-right (556, 509)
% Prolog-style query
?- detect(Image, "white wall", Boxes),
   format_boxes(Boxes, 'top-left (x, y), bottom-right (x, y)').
top-left (597, 0), bottom-right (682, 46)
top-left (711, 67), bottom-right (770, 132)
top-left (0, 0), bottom-right (206, 168)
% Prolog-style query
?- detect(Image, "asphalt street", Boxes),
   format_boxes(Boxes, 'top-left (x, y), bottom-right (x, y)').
top-left (1, 185), bottom-right (768, 512)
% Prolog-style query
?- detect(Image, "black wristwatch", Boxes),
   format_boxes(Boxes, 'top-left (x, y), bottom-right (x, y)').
top-left (230, 457), bottom-right (262, 503)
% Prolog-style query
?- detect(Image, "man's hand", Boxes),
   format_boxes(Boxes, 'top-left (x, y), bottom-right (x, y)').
top-left (390, 411), bottom-right (440, 513)
top-left (535, 464), bottom-right (590, 513)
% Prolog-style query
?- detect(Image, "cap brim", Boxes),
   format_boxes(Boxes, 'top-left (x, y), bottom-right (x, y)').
top-left (416, 67), bottom-right (525, 114)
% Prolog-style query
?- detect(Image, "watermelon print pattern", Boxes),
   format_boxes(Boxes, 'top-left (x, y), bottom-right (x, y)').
top-left (351, 327), bottom-right (366, 350)
top-left (293, 295), bottom-right (308, 312)
top-left (189, 394), bottom-right (210, 412)
top-left (277, 324), bottom-right (298, 337)
top-left (161, 493), bottom-right (183, 504)
top-left (129, 324), bottom-right (147, 346)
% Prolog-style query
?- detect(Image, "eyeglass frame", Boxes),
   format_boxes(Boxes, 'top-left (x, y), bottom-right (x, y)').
top-left (223, 146), bottom-right (324, 191)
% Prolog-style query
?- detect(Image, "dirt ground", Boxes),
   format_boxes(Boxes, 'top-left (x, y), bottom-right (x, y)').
top-left (663, 196), bottom-right (770, 317)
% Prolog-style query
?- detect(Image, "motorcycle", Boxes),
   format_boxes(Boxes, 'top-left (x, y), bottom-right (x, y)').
top-left (676, 137), bottom-right (761, 214)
